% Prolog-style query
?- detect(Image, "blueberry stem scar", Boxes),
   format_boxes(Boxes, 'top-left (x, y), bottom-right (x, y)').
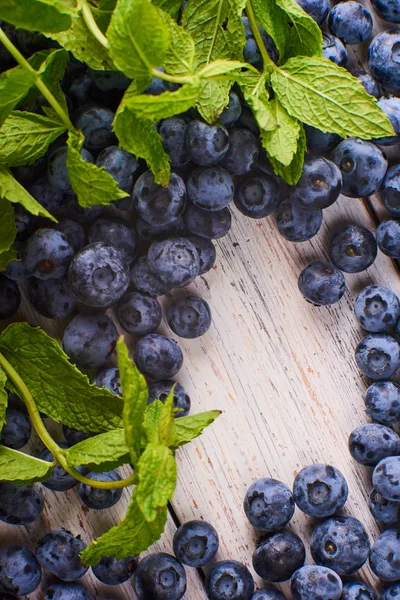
top-left (0, 351), bottom-right (135, 490)
top-left (245, 0), bottom-right (275, 72)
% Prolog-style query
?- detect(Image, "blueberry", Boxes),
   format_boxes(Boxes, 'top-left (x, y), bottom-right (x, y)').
top-left (0, 483), bottom-right (44, 525)
top-left (96, 145), bottom-right (139, 193)
top-left (95, 367), bottom-right (121, 395)
top-left (88, 219), bottom-right (137, 264)
top-left (369, 488), bottom-right (400, 526)
top-left (290, 156), bottom-right (342, 210)
top-left (354, 285), bottom-right (400, 332)
top-left (354, 70), bottom-right (381, 98)
top-left (237, 108), bottom-right (260, 136)
top-left (40, 444), bottom-right (84, 491)
top-left (159, 118), bottom-right (190, 168)
top-left (370, 0), bottom-right (400, 23)
top-left (339, 580), bottom-right (377, 600)
top-left (36, 529), bottom-right (87, 581)
top-left (293, 464), bottom-right (348, 517)
top-left (298, 261), bottom-right (346, 306)
top-left (206, 560), bottom-right (254, 600)
top-left (235, 174), bottom-right (281, 218)
top-left (0, 546), bottom-right (41, 595)
top-left (92, 555), bottom-right (138, 584)
top-left (27, 175), bottom-right (64, 215)
top-left (382, 583), bottom-right (400, 599)
top-left (146, 69), bottom-right (178, 95)
top-left (370, 529), bottom-right (400, 580)
top-left (375, 97), bottom-right (400, 145)
top-left (383, 164), bottom-right (400, 216)
top-left (54, 218), bottom-right (86, 252)
top-left (295, 0), bottom-right (330, 24)
top-left (220, 92), bottom-right (242, 128)
top-left (74, 105), bottom-right (115, 151)
top-left (134, 334), bottom-right (183, 379)
top-left (0, 25), bottom-right (17, 70)
top-left (290, 565), bottom-right (343, 600)
top-left (322, 33), bottom-right (348, 66)
top-left (63, 313), bottom-right (118, 369)
top-left (305, 125), bottom-right (342, 154)
top-left (63, 194), bottom-right (104, 223)
top-left (329, 224), bottom-right (377, 273)
top-left (63, 426), bottom-right (93, 446)
top-left (186, 120), bottom-right (229, 166)
top-left (130, 255), bottom-right (171, 297)
top-left (147, 380), bottom-right (190, 417)
top-left (167, 295), bottom-right (211, 339)
top-left (250, 589), bottom-right (287, 600)
top-left (373, 456), bottom-right (400, 501)
top-left (68, 73), bottom-right (92, 107)
top-left (27, 276), bottom-right (77, 319)
top-left (135, 216), bottom-right (185, 242)
top-left (78, 470), bottom-right (122, 510)
top-left (365, 381), bottom-right (400, 424)
top-left (328, 2), bottom-right (373, 45)
top-left (4, 242), bottom-right (32, 281)
top-left (44, 582), bottom-right (94, 600)
top-left (220, 128), bottom-right (259, 176)
top-left (276, 200), bottom-right (322, 242)
top-left (368, 31), bottom-right (400, 92)
top-left (243, 478), bottom-right (295, 532)
top-left (133, 170), bottom-right (186, 226)
top-left (349, 423), bottom-right (400, 465)
top-left (184, 204), bottom-right (232, 239)
top-left (377, 219), bottom-right (400, 258)
top-left (0, 276), bottom-right (20, 319)
top-left (173, 520), bottom-right (219, 567)
top-left (252, 531), bottom-right (305, 582)
top-left (25, 229), bottom-right (74, 280)
top-left (47, 146), bottom-right (94, 193)
top-left (331, 138), bottom-right (388, 198)
top-left (356, 333), bottom-right (400, 379)
top-left (68, 242), bottom-right (129, 308)
top-left (148, 238), bottom-right (200, 288)
top-left (0, 407), bottom-right (31, 449)
top-left (133, 553), bottom-right (186, 600)
top-left (187, 166), bottom-right (233, 212)
top-left (186, 236), bottom-right (216, 274)
top-left (13, 204), bottom-right (34, 236)
top-left (242, 16), bottom-right (279, 67)
top-left (89, 68), bottom-right (131, 92)
top-left (117, 291), bottom-right (162, 336)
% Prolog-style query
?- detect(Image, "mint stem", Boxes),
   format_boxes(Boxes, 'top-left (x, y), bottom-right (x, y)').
top-left (80, 0), bottom-right (109, 50)
top-left (0, 28), bottom-right (76, 132)
top-left (245, 0), bottom-right (274, 71)
top-left (0, 351), bottom-right (135, 490)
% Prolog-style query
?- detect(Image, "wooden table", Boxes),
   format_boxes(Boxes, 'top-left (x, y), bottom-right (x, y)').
top-left (1, 3), bottom-right (399, 598)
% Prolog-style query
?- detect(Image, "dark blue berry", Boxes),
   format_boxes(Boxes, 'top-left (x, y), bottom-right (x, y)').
top-left (133, 171), bottom-right (186, 226)
top-left (133, 553), bottom-right (187, 600)
top-left (373, 456), bottom-right (400, 500)
top-left (4, 242), bottom-right (32, 281)
top-left (95, 367), bottom-right (121, 395)
top-left (187, 166), bottom-right (233, 212)
top-left (44, 582), bottom-right (94, 600)
top-left (148, 238), bottom-right (200, 288)
top-left (47, 146), bottom-right (94, 193)
top-left (63, 194), bottom-right (104, 223)
top-left (134, 334), bottom-right (183, 379)
top-left (147, 380), bottom-right (190, 417)
top-left (221, 128), bottom-right (259, 176)
top-left (329, 224), bottom-right (377, 273)
top-left (369, 529), bottom-right (400, 580)
top-left (74, 105), bottom-right (115, 151)
top-left (146, 69), bottom-right (178, 95)
top-left (159, 118), bottom-right (190, 168)
top-left (40, 444), bottom-right (84, 491)
top-left (88, 219), bottom-right (137, 264)
top-left (220, 92), bottom-right (242, 128)
top-left (68, 73), bottom-right (92, 107)
top-left (235, 174), bottom-right (280, 218)
top-left (186, 120), bottom-right (229, 166)
top-left (376, 97), bottom-right (400, 145)
top-left (295, 0), bottom-right (330, 24)
top-left (0, 546), bottom-right (41, 595)
top-left (365, 381), bottom-right (400, 425)
top-left (382, 582), bottom-right (400, 600)
top-left (206, 560), bottom-right (254, 600)
top-left (276, 200), bottom-right (322, 242)
top-left (250, 589), bottom-right (287, 600)
top-left (25, 229), bottom-right (74, 280)
top-left (290, 565), bottom-right (342, 600)
top-left (186, 236), bottom-right (216, 274)
top-left (92, 555), bottom-right (138, 584)
top-left (293, 464), bottom-right (348, 517)
top-left (370, 0), bottom-right (400, 22)
top-left (184, 203), bottom-right (232, 239)
top-left (54, 218), bottom-right (86, 252)
top-left (243, 478), bottom-right (295, 532)
top-left (63, 313), bottom-right (118, 369)
top-left (252, 531), bottom-right (305, 582)
top-left (354, 285), bottom-right (400, 332)
top-left (290, 156), bottom-right (342, 210)
top-left (349, 423), bottom-right (400, 466)
top-left (354, 71), bottom-right (381, 98)
top-left (27, 175), bottom-right (64, 215)
top-left (328, 2), bottom-right (373, 45)
top-left (13, 204), bottom-right (34, 236)
top-left (130, 255), bottom-right (171, 297)
top-left (0, 483), bottom-right (44, 525)
top-left (383, 164), bottom-right (400, 216)
top-left (322, 33), bottom-right (348, 66)
top-left (173, 520), bottom-right (219, 567)
top-left (78, 470), bottom-right (122, 510)
top-left (63, 426), bottom-right (93, 446)
top-left (305, 125), bottom-right (342, 154)
top-left (117, 291), bottom-right (162, 336)
top-left (242, 17), bottom-right (278, 67)
top-left (89, 68), bottom-right (130, 92)
top-left (0, 276), bottom-right (20, 319)
top-left (377, 219), bottom-right (400, 258)
top-left (167, 295), bottom-right (211, 339)
top-left (368, 31), bottom-right (400, 92)
top-left (369, 488), bottom-right (400, 526)
top-left (96, 145), bottom-right (139, 193)
top-left (0, 407), bottom-right (30, 449)
top-left (298, 261), bottom-right (346, 306)
top-left (135, 216), bottom-right (185, 242)
top-left (341, 580), bottom-right (377, 600)
top-left (27, 276), bottom-right (77, 319)
top-left (36, 529), bottom-right (87, 581)
top-left (355, 333), bottom-right (400, 379)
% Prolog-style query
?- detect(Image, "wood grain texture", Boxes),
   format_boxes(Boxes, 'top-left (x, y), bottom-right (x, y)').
top-left (1, 3), bottom-right (400, 599)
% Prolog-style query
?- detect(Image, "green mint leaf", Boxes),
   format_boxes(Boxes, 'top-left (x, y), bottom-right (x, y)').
top-left (0, 0), bottom-right (74, 33)
top-left (196, 80), bottom-right (232, 124)
top-left (0, 111), bottom-right (66, 167)
top-left (0, 446), bottom-right (53, 485)
top-left (268, 123), bottom-right (306, 185)
top-left (199, 59), bottom-right (256, 78)
top-left (167, 410), bottom-right (221, 449)
top-left (38, 48), bottom-right (69, 116)
top-left (92, 0), bottom-right (116, 33)
top-left (143, 400), bottom-right (162, 445)
top-left (135, 444), bottom-right (176, 522)
top-left (275, 0), bottom-right (322, 61)
top-left (0, 366), bottom-right (8, 433)
top-left (260, 99), bottom-right (300, 166)
top-left (0, 323), bottom-right (124, 433)
top-left (152, 0), bottom-right (182, 19)
top-left (272, 57), bottom-right (395, 139)
top-left (117, 338), bottom-right (148, 466)
top-left (65, 429), bottom-right (129, 472)
top-left (122, 84), bottom-right (200, 123)
top-left (158, 8), bottom-right (195, 76)
top-left (249, 0), bottom-right (288, 63)
top-left (0, 197), bottom-right (16, 254)
top-left (107, 0), bottom-right (170, 80)
top-left (0, 247), bottom-right (17, 271)
top-left (0, 65), bottom-right (35, 128)
top-left (0, 166), bottom-right (55, 221)
top-left (238, 72), bottom-right (276, 132)
top-left (67, 131), bottom-right (129, 207)
top-left (158, 386), bottom-right (175, 444)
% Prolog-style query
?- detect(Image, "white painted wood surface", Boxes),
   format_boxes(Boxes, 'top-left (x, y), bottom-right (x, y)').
top-left (1, 4), bottom-right (400, 598)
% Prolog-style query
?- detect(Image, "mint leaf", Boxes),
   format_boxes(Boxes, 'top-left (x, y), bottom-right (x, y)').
top-left (107, 0), bottom-right (170, 80)
top-left (0, 197), bottom-right (16, 253)
top-left (135, 444), bottom-right (176, 522)
top-left (0, 247), bottom-right (17, 271)
top-left (260, 99), bottom-right (300, 166)
top-left (272, 57), bottom-right (395, 139)
top-left (152, 0), bottom-right (182, 19)
top-left (249, 0), bottom-right (288, 63)
top-left (39, 48), bottom-right (69, 116)
top-left (158, 387), bottom-right (175, 444)
top-left (268, 122), bottom-right (306, 185)
top-left (0, 366), bottom-right (8, 433)
top-left (0, 446), bottom-right (53, 485)
top-left (117, 338), bottom-right (148, 466)
top-left (0, 111), bottom-right (66, 167)
top-left (122, 84), bottom-right (200, 123)
top-left (143, 400), bottom-right (162, 445)
top-left (67, 132), bottom-right (129, 207)
top-left (167, 410), bottom-right (221, 449)
top-left (196, 80), bottom-right (232, 124)
top-left (0, 166), bottom-right (56, 221)
top-left (92, 0), bottom-right (116, 33)
top-left (81, 490), bottom-right (167, 565)
top-left (0, 66), bottom-right (35, 128)
top-left (275, 0), bottom-right (322, 61)
top-left (158, 8), bottom-right (195, 75)
top-left (65, 429), bottom-right (129, 472)
top-left (0, 323), bottom-right (124, 433)
top-left (239, 72), bottom-right (276, 132)
top-left (199, 59), bottom-right (256, 78)
top-left (0, 0), bottom-right (74, 33)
